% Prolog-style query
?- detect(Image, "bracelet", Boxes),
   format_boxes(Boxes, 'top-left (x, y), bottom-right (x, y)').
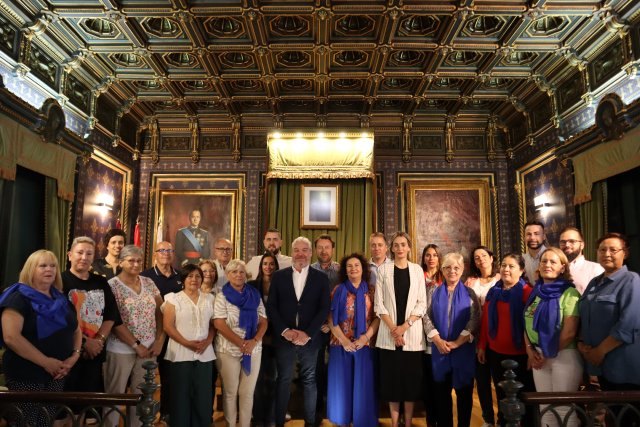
top-left (96, 333), bottom-right (107, 343)
top-left (132, 339), bottom-right (141, 348)
top-left (363, 334), bottom-right (370, 343)
top-left (72, 348), bottom-right (82, 355)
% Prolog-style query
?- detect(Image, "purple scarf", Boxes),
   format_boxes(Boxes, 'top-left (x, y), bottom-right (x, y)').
top-left (431, 281), bottom-right (475, 388)
top-left (525, 279), bottom-right (573, 358)
top-left (0, 283), bottom-right (70, 346)
top-left (331, 280), bottom-right (369, 338)
top-left (485, 278), bottom-right (525, 350)
top-left (222, 283), bottom-right (261, 374)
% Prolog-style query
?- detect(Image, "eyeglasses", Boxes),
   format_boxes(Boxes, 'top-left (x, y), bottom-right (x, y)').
top-left (443, 266), bottom-right (462, 272)
top-left (215, 247), bottom-right (232, 253)
top-left (559, 239), bottom-right (582, 246)
top-left (155, 249), bottom-right (175, 254)
top-left (123, 259), bottom-right (143, 265)
top-left (597, 247), bottom-right (624, 255)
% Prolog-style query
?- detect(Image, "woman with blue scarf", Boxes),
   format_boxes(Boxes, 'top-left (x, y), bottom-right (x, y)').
top-left (424, 252), bottom-right (479, 427)
top-left (524, 247), bottom-right (581, 427)
top-left (327, 253), bottom-right (380, 427)
top-left (478, 252), bottom-right (535, 427)
top-left (213, 259), bottom-right (267, 427)
top-left (0, 250), bottom-right (82, 427)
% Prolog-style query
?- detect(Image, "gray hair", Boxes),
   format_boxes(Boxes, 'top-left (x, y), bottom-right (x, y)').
top-left (441, 252), bottom-right (464, 270)
top-left (291, 236), bottom-right (311, 250)
top-left (119, 244), bottom-right (144, 261)
top-left (70, 236), bottom-right (96, 249)
top-left (225, 259), bottom-right (247, 274)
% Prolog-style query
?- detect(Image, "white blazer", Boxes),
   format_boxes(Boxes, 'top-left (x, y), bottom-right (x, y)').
top-left (374, 261), bottom-right (427, 351)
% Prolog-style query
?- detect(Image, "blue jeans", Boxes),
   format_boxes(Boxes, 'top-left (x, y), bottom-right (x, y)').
top-left (274, 342), bottom-right (319, 425)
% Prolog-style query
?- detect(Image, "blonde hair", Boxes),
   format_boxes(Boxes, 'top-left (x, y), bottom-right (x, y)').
top-left (225, 259), bottom-right (247, 275)
top-left (70, 236), bottom-right (96, 250)
top-left (540, 247), bottom-right (572, 282)
top-left (19, 250), bottom-right (63, 291)
top-left (389, 231), bottom-right (412, 260)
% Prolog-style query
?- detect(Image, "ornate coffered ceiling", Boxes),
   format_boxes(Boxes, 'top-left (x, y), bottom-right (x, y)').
top-left (0, 0), bottom-right (638, 158)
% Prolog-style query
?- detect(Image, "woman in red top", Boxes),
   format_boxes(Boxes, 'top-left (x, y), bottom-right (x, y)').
top-left (478, 253), bottom-right (535, 427)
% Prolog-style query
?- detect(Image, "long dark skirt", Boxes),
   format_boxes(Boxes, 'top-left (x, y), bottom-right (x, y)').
top-left (378, 348), bottom-right (423, 402)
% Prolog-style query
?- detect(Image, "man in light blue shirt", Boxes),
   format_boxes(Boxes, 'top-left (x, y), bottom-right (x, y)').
top-left (368, 232), bottom-right (393, 287)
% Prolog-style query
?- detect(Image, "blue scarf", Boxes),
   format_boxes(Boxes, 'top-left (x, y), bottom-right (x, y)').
top-left (331, 280), bottom-right (369, 338)
top-left (222, 283), bottom-right (261, 374)
top-left (485, 278), bottom-right (525, 350)
top-left (0, 283), bottom-right (69, 346)
top-left (431, 281), bottom-right (475, 388)
top-left (525, 279), bottom-right (573, 358)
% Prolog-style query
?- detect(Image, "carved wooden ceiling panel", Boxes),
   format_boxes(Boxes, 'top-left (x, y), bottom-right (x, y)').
top-left (0, 0), bottom-right (638, 152)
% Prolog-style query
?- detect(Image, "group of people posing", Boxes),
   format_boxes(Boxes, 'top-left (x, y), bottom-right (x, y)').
top-left (0, 222), bottom-right (638, 427)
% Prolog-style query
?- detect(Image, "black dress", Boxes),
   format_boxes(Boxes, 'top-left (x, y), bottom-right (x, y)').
top-left (379, 266), bottom-right (423, 402)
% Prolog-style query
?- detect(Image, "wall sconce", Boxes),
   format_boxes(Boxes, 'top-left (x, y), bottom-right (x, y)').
top-left (96, 192), bottom-right (115, 216)
top-left (534, 193), bottom-right (553, 212)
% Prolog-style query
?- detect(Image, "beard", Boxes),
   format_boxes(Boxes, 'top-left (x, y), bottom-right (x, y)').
top-left (564, 249), bottom-right (579, 262)
top-left (527, 240), bottom-right (542, 250)
top-left (267, 246), bottom-right (280, 255)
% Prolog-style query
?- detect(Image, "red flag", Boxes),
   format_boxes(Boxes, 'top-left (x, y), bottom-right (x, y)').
top-left (134, 222), bottom-right (141, 247)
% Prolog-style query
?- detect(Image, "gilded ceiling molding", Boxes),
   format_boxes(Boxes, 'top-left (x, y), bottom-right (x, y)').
top-left (402, 116), bottom-right (412, 163)
top-left (231, 116), bottom-right (241, 162)
top-left (581, 67), bottom-right (594, 107)
top-left (597, 9), bottom-right (629, 37)
top-left (189, 117), bottom-right (199, 164)
top-left (149, 118), bottom-right (159, 164)
top-left (486, 116), bottom-right (497, 163)
top-left (445, 115), bottom-right (455, 163)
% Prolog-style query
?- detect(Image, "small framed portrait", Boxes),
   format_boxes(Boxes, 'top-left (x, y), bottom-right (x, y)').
top-left (301, 184), bottom-right (340, 229)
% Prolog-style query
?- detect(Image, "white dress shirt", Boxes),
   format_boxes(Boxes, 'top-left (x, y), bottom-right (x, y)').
top-left (292, 265), bottom-right (310, 301)
top-left (569, 255), bottom-right (605, 294)
top-left (523, 244), bottom-right (546, 284)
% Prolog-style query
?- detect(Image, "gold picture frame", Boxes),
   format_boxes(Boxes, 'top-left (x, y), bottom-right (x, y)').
top-left (300, 184), bottom-right (340, 229)
top-left (76, 148), bottom-right (132, 255)
top-left (147, 174), bottom-right (245, 267)
top-left (515, 150), bottom-right (571, 253)
top-left (399, 174), bottom-right (495, 263)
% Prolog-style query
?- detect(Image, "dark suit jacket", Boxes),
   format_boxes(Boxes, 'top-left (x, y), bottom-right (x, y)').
top-left (266, 265), bottom-right (330, 346)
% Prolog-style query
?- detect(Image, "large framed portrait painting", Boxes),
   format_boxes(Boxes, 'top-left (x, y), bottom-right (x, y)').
top-left (148, 174), bottom-right (244, 267)
top-left (400, 175), bottom-right (494, 263)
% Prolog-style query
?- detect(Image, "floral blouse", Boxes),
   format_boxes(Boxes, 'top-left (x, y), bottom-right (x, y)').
top-left (329, 284), bottom-right (376, 346)
top-left (107, 275), bottom-right (160, 353)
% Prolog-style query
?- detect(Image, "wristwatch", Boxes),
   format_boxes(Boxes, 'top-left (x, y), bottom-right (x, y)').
top-left (132, 339), bottom-right (141, 348)
top-left (407, 319), bottom-right (414, 327)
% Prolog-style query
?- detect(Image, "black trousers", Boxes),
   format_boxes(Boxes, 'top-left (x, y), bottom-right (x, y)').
top-left (476, 357), bottom-right (495, 424)
top-left (487, 349), bottom-right (535, 427)
top-left (422, 353), bottom-right (438, 426)
top-left (434, 372), bottom-right (474, 427)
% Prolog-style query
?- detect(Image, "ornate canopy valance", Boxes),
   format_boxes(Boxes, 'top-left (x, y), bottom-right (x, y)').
top-left (267, 130), bottom-right (375, 179)
top-left (573, 125), bottom-right (640, 204)
top-left (0, 112), bottom-right (76, 201)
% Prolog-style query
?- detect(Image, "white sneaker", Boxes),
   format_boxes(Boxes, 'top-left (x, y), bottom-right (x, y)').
top-left (481, 423), bottom-right (494, 427)
top-left (285, 412), bottom-right (292, 421)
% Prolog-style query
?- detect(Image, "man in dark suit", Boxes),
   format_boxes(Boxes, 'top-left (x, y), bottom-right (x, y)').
top-left (267, 236), bottom-right (331, 427)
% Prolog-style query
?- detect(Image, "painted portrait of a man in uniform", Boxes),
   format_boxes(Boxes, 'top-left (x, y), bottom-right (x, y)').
top-left (175, 208), bottom-right (211, 266)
